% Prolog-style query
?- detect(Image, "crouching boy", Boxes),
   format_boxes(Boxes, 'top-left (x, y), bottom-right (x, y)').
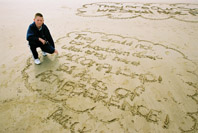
top-left (26, 13), bottom-right (58, 64)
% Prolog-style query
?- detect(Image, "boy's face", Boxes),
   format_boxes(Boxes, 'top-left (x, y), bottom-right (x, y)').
top-left (34, 16), bottom-right (44, 28)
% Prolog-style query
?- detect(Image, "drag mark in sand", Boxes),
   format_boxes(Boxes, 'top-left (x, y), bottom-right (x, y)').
top-left (21, 31), bottom-right (198, 132)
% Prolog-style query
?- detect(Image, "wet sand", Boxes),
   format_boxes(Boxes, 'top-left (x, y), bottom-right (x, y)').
top-left (0, 0), bottom-right (198, 132)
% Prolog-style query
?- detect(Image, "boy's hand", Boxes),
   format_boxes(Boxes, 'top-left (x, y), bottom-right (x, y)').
top-left (39, 38), bottom-right (46, 45)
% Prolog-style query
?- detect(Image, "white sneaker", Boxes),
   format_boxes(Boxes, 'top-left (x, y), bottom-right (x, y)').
top-left (42, 51), bottom-right (47, 56)
top-left (34, 59), bottom-right (41, 65)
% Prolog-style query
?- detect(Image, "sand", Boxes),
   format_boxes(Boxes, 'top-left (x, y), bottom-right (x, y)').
top-left (0, 0), bottom-right (198, 132)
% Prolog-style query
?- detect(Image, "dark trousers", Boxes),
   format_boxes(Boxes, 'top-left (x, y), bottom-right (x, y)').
top-left (29, 42), bottom-right (55, 59)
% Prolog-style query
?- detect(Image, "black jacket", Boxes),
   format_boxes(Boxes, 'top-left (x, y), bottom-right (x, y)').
top-left (26, 22), bottom-right (54, 47)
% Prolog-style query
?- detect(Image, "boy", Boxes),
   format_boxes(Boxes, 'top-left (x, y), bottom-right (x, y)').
top-left (26, 13), bottom-right (58, 65)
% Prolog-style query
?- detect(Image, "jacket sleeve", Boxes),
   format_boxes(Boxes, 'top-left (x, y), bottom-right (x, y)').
top-left (45, 25), bottom-right (55, 47)
top-left (26, 25), bottom-right (39, 42)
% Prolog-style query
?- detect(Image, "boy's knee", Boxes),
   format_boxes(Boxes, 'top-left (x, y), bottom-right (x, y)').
top-left (47, 48), bottom-right (55, 54)
top-left (42, 45), bottom-right (55, 54)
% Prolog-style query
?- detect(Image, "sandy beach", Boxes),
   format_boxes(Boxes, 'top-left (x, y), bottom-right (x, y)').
top-left (0, 0), bottom-right (198, 132)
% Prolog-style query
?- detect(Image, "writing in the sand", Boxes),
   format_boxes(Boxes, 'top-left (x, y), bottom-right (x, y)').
top-left (77, 2), bottom-right (198, 22)
top-left (22, 31), bottom-right (198, 132)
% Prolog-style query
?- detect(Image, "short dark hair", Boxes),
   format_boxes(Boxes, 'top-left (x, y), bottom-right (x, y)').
top-left (35, 13), bottom-right (43, 18)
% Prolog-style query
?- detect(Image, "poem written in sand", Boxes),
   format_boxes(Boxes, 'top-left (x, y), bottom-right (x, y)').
top-left (22, 31), bottom-right (198, 132)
